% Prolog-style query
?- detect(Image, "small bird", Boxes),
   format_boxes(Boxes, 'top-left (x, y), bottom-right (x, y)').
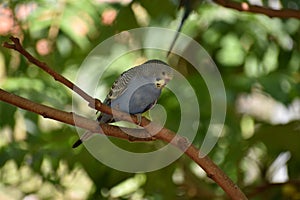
top-left (72, 59), bottom-right (173, 148)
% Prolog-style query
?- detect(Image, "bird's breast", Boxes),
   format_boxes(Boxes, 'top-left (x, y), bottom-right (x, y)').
top-left (111, 81), bottom-right (161, 114)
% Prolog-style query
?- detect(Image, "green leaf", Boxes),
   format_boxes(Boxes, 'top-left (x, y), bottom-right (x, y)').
top-left (250, 121), bottom-right (300, 160)
top-left (0, 102), bottom-right (17, 128)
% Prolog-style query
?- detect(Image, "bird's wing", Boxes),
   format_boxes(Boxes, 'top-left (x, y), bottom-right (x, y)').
top-left (104, 67), bottom-right (136, 104)
top-left (97, 67), bottom-right (137, 123)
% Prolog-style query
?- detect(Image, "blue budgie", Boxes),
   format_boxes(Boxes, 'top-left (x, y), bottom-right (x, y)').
top-left (72, 59), bottom-right (173, 148)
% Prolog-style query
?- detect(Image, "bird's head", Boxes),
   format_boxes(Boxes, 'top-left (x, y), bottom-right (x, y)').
top-left (155, 70), bottom-right (173, 89)
top-left (140, 59), bottom-right (173, 89)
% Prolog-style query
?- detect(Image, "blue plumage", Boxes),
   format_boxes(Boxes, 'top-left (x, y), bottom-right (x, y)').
top-left (72, 59), bottom-right (173, 148)
top-left (97, 59), bottom-right (173, 123)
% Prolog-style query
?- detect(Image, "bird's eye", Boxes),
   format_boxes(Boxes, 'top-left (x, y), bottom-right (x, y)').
top-left (162, 71), bottom-right (166, 75)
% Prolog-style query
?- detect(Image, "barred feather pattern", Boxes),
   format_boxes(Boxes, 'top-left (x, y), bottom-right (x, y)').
top-left (72, 59), bottom-right (173, 148)
top-left (97, 59), bottom-right (172, 123)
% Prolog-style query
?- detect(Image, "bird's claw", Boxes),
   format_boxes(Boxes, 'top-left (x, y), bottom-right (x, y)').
top-left (136, 114), bottom-right (142, 126)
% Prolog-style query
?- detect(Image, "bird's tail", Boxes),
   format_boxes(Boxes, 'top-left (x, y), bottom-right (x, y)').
top-left (72, 131), bottom-right (94, 148)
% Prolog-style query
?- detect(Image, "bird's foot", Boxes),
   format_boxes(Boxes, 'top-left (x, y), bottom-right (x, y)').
top-left (135, 114), bottom-right (142, 126)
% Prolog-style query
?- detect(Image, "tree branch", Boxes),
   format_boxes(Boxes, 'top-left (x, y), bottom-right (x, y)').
top-left (1, 37), bottom-right (248, 200)
top-left (3, 36), bottom-right (113, 118)
top-left (213, 0), bottom-right (300, 19)
top-left (3, 37), bottom-right (151, 127)
top-left (0, 89), bottom-right (152, 141)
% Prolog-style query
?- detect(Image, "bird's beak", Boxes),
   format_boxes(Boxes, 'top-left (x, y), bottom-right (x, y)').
top-left (156, 79), bottom-right (167, 88)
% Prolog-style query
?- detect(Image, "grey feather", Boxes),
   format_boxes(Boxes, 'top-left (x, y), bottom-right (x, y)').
top-left (72, 59), bottom-right (173, 148)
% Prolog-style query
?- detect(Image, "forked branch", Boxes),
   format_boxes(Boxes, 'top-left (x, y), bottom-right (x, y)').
top-left (1, 36), bottom-right (247, 200)
top-left (213, 0), bottom-right (300, 19)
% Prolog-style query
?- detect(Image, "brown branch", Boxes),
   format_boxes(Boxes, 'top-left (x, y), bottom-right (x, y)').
top-left (3, 36), bottom-right (143, 125)
top-left (213, 0), bottom-right (300, 19)
top-left (0, 88), bottom-right (247, 200)
top-left (3, 37), bottom-right (104, 112)
top-left (3, 36), bottom-right (148, 124)
top-left (0, 89), bottom-right (153, 141)
top-left (2, 37), bottom-right (248, 200)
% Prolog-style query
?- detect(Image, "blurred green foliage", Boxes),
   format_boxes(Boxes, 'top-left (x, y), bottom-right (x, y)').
top-left (0, 0), bottom-right (300, 199)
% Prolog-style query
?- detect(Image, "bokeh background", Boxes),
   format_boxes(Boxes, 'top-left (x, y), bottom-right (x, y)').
top-left (0, 0), bottom-right (300, 199)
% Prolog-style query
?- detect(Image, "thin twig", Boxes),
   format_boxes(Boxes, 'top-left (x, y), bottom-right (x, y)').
top-left (3, 37), bottom-right (104, 111)
top-left (213, 0), bottom-right (300, 19)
